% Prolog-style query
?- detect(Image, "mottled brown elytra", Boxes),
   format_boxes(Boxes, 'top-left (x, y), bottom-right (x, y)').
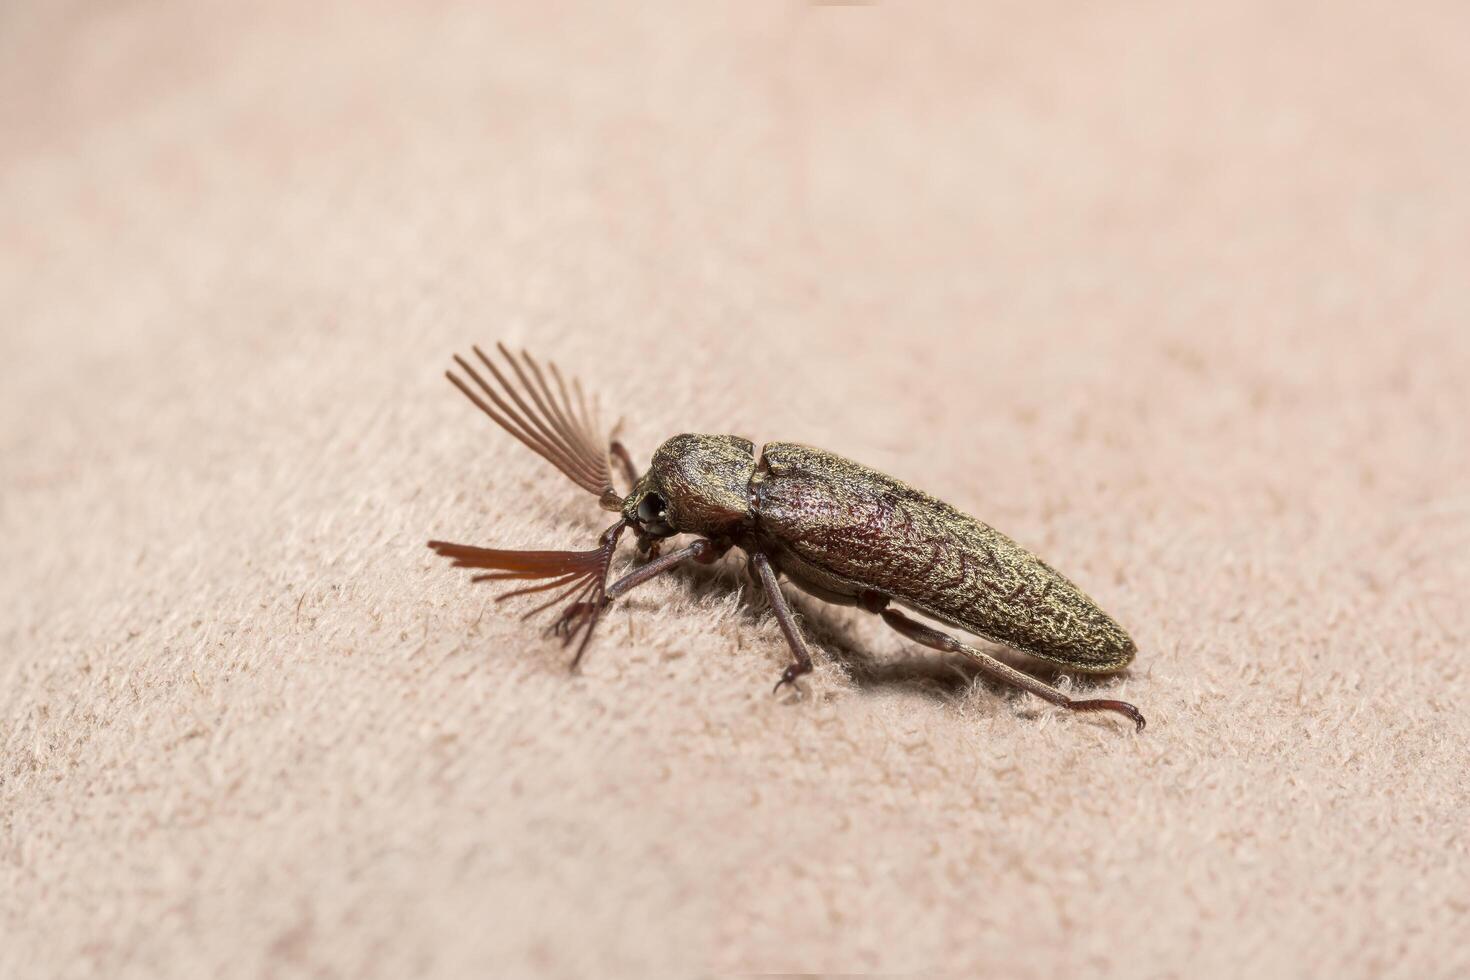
top-left (427, 344), bottom-right (1144, 732)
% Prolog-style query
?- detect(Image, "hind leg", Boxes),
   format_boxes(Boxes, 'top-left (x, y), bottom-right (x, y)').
top-left (879, 606), bottom-right (1145, 732)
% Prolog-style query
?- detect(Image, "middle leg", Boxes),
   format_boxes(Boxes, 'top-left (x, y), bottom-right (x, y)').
top-left (750, 552), bottom-right (815, 694)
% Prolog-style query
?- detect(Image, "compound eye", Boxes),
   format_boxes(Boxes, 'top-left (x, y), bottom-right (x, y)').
top-left (636, 493), bottom-right (667, 525)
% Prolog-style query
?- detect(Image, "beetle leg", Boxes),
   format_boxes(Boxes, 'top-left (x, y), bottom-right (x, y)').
top-left (551, 537), bottom-right (719, 634)
top-left (606, 537), bottom-right (720, 597)
top-left (750, 552), bottom-right (815, 695)
top-left (879, 608), bottom-right (1146, 732)
top-left (610, 440), bottom-right (640, 490)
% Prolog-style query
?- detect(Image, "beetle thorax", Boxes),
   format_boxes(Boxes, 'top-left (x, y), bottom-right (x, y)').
top-left (626, 433), bottom-right (756, 538)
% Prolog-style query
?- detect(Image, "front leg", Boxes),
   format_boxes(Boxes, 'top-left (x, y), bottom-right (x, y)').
top-left (552, 537), bottom-right (719, 636)
top-left (610, 439), bottom-right (640, 491)
top-left (750, 552), bottom-right (815, 695)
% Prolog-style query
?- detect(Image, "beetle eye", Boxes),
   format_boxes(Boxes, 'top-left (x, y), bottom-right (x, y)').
top-left (637, 493), bottom-right (667, 524)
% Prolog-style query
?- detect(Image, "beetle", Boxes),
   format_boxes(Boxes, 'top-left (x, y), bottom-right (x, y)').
top-left (427, 343), bottom-right (1145, 731)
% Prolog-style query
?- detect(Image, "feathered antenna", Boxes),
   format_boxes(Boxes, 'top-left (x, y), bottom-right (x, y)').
top-left (427, 520), bottom-right (628, 667)
top-left (446, 343), bottom-right (623, 511)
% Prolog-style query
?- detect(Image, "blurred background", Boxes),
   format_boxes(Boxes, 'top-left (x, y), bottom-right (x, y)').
top-left (3, 2), bottom-right (1468, 977)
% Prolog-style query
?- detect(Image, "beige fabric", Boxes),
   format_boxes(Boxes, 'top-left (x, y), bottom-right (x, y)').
top-left (3, 2), bottom-right (1468, 976)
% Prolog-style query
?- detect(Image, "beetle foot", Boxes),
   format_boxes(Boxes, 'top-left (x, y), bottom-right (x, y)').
top-left (1067, 697), bottom-right (1147, 732)
top-left (772, 662), bottom-right (812, 696)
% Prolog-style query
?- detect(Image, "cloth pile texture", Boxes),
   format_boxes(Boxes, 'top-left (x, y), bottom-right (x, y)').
top-left (2, 2), bottom-right (1467, 976)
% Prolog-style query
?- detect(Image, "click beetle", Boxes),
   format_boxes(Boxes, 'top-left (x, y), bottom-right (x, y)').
top-left (428, 344), bottom-right (1145, 731)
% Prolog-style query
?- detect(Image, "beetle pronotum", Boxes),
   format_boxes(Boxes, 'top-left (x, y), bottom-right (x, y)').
top-left (428, 344), bottom-right (1145, 731)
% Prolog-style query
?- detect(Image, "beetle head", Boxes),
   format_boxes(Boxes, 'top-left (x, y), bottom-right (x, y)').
top-left (622, 433), bottom-right (755, 545)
